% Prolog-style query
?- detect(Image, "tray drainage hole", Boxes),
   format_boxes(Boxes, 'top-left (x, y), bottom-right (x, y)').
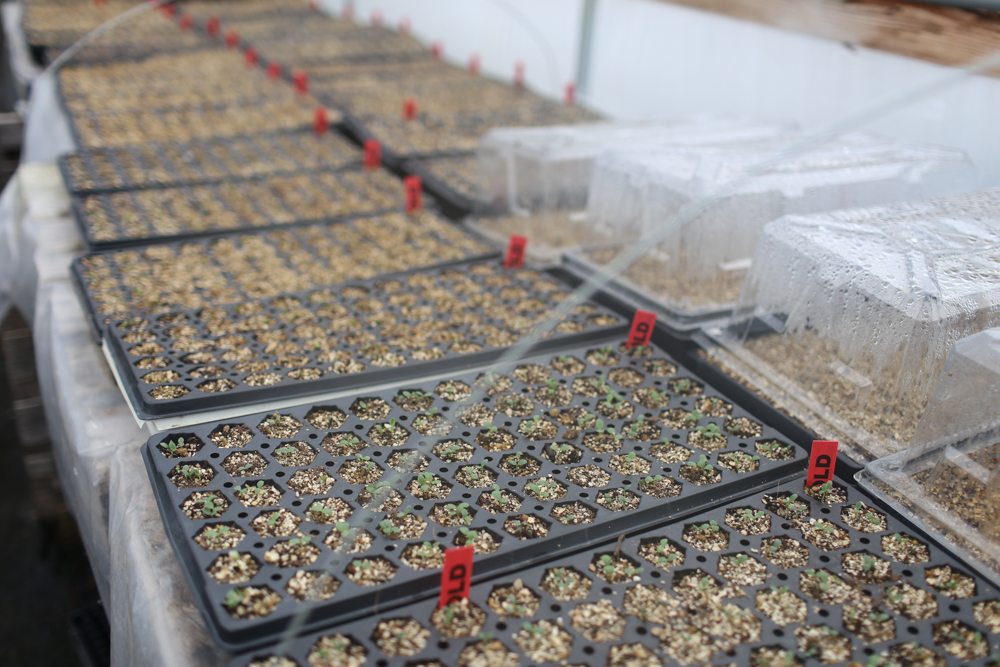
top-left (579, 493), bottom-right (589, 499)
top-left (863, 648), bottom-right (875, 656)
top-left (583, 647), bottom-right (595, 656)
top-left (414, 505), bottom-right (424, 512)
top-left (902, 569), bottom-right (914, 577)
top-left (653, 381), bottom-right (662, 387)
top-left (817, 609), bottom-right (829, 618)
top-left (223, 482), bottom-right (233, 488)
top-left (238, 512), bottom-right (248, 519)
top-left (738, 442), bottom-right (747, 448)
top-left (776, 573), bottom-right (788, 581)
top-left (260, 444), bottom-right (270, 450)
top-left (633, 445), bottom-right (642, 452)
top-left (781, 523), bottom-right (791, 530)
top-left (820, 507), bottom-right (830, 514)
top-left (441, 406), bottom-right (450, 412)
top-left (671, 434), bottom-right (680, 441)
top-left (355, 424), bottom-right (363, 430)
top-left (486, 518), bottom-right (497, 525)
top-left (271, 574), bottom-right (281, 581)
top-left (740, 539), bottom-right (750, 547)
top-left (462, 493), bottom-right (472, 499)
top-left (462, 432), bottom-right (471, 437)
top-left (496, 622), bottom-right (507, 631)
top-left (949, 603), bottom-right (960, 613)
top-left (636, 627), bottom-right (647, 636)
top-left (363, 517), bottom-right (373, 524)
top-left (276, 472), bottom-right (285, 478)
top-left (773, 629), bottom-right (785, 638)
top-left (650, 571), bottom-right (660, 579)
top-left (526, 445), bottom-right (535, 451)
top-left (695, 555), bottom-right (706, 563)
top-left (325, 462), bottom-right (333, 467)
top-left (818, 555), bottom-right (830, 563)
top-left (907, 626), bottom-right (919, 636)
top-left (550, 604), bottom-right (561, 612)
top-left (291, 500), bottom-right (301, 507)
top-left (376, 660), bottom-right (388, 667)
top-left (398, 415), bottom-right (408, 421)
top-left (310, 529), bottom-right (319, 536)
top-left (437, 642), bottom-right (449, 651)
top-left (372, 451), bottom-right (382, 457)
top-left (437, 532), bottom-right (447, 539)
top-left (594, 458), bottom-right (603, 463)
top-left (343, 489), bottom-right (353, 495)
top-left (622, 480), bottom-right (631, 486)
top-left (601, 587), bottom-right (612, 595)
top-left (210, 453), bottom-right (220, 459)
top-left (385, 545), bottom-right (395, 552)
top-left (507, 481), bottom-right (518, 487)
top-left (859, 536), bottom-right (870, 544)
top-left (254, 542), bottom-right (264, 549)
top-left (308, 433), bottom-right (317, 440)
top-left (440, 468), bottom-right (449, 474)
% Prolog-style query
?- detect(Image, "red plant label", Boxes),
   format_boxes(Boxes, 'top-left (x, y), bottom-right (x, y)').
top-left (206, 16), bottom-right (220, 36)
top-left (245, 48), bottom-right (258, 67)
top-left (225, 31), bottom-right (239, 48)
top-left (403, 97), bottom-right (417, 120)
top-left (363, 139), bottom-right (381, 170)
top-left (313, 108), bottom-right (329, 136)
top-left (179, 14), bottom-right (193, 30)
top-left (807, 440), bottom-right (839, 487)
top-left (404, 176), bottom-right (422, 213)
top-left (267, 62), bottom-right (282, 80)
top-left (626, 310), bottom-right (656, 349)
top-left (293, 70), bottom-right (309, 95)
top-left (503, 235), bottom-right (527, 268)
top-left (564, 81), bottom-right (576, 105)
top-left (438, 546), bottom-right (474, 608)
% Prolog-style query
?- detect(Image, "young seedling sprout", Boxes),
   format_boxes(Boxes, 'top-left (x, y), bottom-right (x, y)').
top-left (162, 437), bottom-right (185, 455)
top-left (692, 455), bottom-right (714, 471)
top-left (223, 588), bottom-right (244, 609)
top-left (695, 423), bottom-right (722, 437)
top-left (812, 480), bottom-right (834, 500)
top-left (179, 464), bottom-right (203, 480)
top-left (274, 445), bottom-right (298, 457)
top-left (202, 497), bottom-right (222, 517)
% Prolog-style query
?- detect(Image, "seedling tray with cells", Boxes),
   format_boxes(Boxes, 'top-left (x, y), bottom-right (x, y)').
top-left (72, 167), bottom-right (403, 249)
top-left (108, 261), bottom-right (626, 420)
top-left (402, 153), bottom-right (485, 218)
top-left (232, 478), bottom-right (1000, 666)
top-left (60, 130), bottom-right (363, 194)
top-left (73, 211), bottom-right (496, 338)
top-left (142, 338), bottom-right (805, 650)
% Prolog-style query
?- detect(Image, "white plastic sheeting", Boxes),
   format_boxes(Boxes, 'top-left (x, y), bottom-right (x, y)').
top-left (109, 447), bottom-right (229, 667)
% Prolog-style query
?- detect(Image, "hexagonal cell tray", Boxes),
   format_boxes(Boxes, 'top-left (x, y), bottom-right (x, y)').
top-left (143, 340), bottom-right (806, 650)
top-left (59, 129), bottom-right (364, 194)
top-left (232, 478), bottom-right (1000, 666)
top-left (70, 166), bottom-right (405, 249)
top-left (110, 261), bottom-right (628, 420)
top-left (71, 210), bottom-right (496, 340)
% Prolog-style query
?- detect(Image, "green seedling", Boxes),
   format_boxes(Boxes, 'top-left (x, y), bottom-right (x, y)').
top-left (266, 511), bottom-right (282, 528)
top-left (379, 519), bottom-right (401, 536)
top-left (694, 519), bottom-right (720, 534)
top-left (692, 455), bottom-right (714, 471)
top-left (288, 535), bottom-right (312, 547)
top-left (695, 423), bottom-right (722, 437)
top-left (223, 588), bottom-right (244, 609)
top-left (201, 497), bottom-right (222, 517)
top-left (740, 508), bottom-right (765, 522)
top-left (274, 445), bottom-right (298, 457)
top-left (179, 464), bottom-right (203, 480)
top-left (521, 621), bottom-right (544, 638)
top-left (161, 438), bottom-right (186, 455)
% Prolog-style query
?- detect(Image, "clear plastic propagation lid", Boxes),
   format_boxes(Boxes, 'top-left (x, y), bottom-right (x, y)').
top-left (860, 327), bottom-right (1000, 581)
top-left (471, 117), bottom-right (795, 264)
top-left (705, 190), bottom-right (1000, 462)
top-left (574, 133), bottom-right (976, 324)
top-left (477, 116), bottom-right (794, 213)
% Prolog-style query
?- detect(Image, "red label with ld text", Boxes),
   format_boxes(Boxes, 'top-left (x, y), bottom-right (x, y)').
top-left (363, 140), bottom-right (381, 170)
top-left (626, 310), bottom-right (656, 348)
top-left (504, 235), bottom-right (527, 268)
top-left (404, 176), bottom-right (422, 212)
top-left (313, 108), bottom-right (329, 136)
top-left (807, 440), bottom-right (839, 487)
top-left (438, 546), bottom-right (474, 608)
top-left (293, 70), bottom-right (309, 95)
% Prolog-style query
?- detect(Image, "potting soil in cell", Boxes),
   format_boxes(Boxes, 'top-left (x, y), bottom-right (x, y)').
top-left (142, 339), bottom-right (806, 649)
top-left (232, 478), bottom-right (1000, 666)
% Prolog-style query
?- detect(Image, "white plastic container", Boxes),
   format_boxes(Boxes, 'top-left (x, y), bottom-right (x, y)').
top-left (860, 327), bottom-right (1000, 581)
top-left (705, 190), bottom-right (1000, 461)
top-left (471, 117), bottom-right (795, 263)
top-left (571, 133), bottom-right (976, 329)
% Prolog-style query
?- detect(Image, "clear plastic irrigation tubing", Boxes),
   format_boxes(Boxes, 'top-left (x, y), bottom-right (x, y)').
top-left (47, 0), bottom-right (1000, 655)
top-left (45, 0), bottom-right (174, 73)
top-left (273, 43), bottom-right (1000, 656)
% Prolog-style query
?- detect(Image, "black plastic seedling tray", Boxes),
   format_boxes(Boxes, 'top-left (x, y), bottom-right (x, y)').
top-left (71, 210), bottom-right (498, 342)
top-left (108, 261), bottom-right (629, 420)
top-left (143, 336), bottom-right (809, 651)
top-left (58, 129), bottom-right (364, 194)
top-left (401, 152), bottom-right (485, 220)
top-left (231, 475), bottom-right (1000, 666)
top-left (69, 167), bottom-right (404, 249)
top-left (564, 249), bottom-right (735, 338)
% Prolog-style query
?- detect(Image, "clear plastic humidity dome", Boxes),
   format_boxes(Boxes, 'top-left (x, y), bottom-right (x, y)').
top-left (572, 133), bottom-right (975, 329)
top-left (469, 117), bottom-right (794, 262)
top-left (861, 327), bottom-right (1000, 580)
top-left (706, 190), bottom-right (1000, 462)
